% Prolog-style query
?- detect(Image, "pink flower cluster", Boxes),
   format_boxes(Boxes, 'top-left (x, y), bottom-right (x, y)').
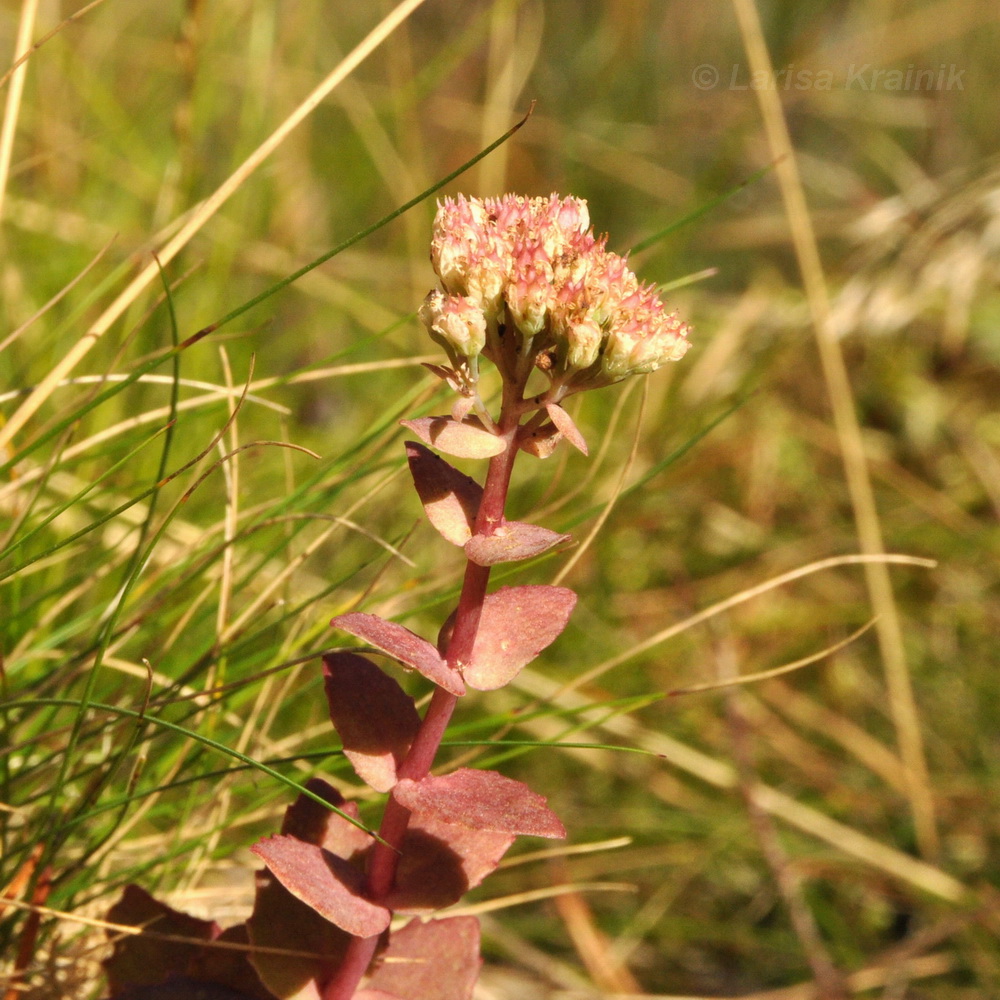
top-left (420, 193), bottom-right (691, 393)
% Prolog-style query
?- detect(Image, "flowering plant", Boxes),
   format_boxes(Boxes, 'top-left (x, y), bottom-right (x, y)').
top-left (102, 194), bottom-right (690, 1000)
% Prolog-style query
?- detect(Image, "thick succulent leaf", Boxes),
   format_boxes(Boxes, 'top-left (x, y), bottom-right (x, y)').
top-left (404, 441), bottom-right (482, 545)
top-left (363, 917), bottom-right (481, 1000)
top-left (185, 924), bottom-right (274, 1000)
top-left (353, 992), bottom-right (403, 1000)
top-left (323, 653), bottom-right (420, 792)
top-left (461, 585), bottom-right (577, 690)
top-left (394, 769), bottom-right (565, 839)
top-left (248, 782), bottom-right (369, 994)
top-left (105, 890), bottom-right (272, 999)
top-left (103, 885), bottom-right (220, 994)
top-left (387, 809), bottom-right (514, 913)
top-left (464, 521), bottom-right (570, 566)
top-left (545, 402), bottom-right (588, 454)
top-left (516, 421), bottom-right (561, 458)
top-left (331, 613), bottom-right (465, 696)
top-left (401, 415), bottom-right (505, 458)
top-left (279, 779), bottom-right (369, 860)
top-left (251, 836), bottom-right (390, 938)
top-left (246, 867), bottom-right (347, 1000)
top-left (280, 778), bottom-right (340, 844)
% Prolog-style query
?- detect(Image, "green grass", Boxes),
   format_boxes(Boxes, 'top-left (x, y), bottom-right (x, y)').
top-left (2, 1), bottom-right (1000, 997)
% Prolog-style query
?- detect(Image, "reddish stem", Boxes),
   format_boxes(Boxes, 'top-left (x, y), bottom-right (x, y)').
top-left (322, 386), bottom-right (525, 1000)
top-left (5, 862), bottom-right (51, 1000)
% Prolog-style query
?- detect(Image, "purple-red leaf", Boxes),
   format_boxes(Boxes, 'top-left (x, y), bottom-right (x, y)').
top-left (246, 785), bottom-right (369, 996)
top-left (331, 612), bottom-right (465, 696)
top-left (394, 769), bottom-right (565, 839)
top-left (388, 810), bottom-right (515, 912)
top-left (363, 917), bottom-right (481, 1000)
top-left (246, 866), bottom-right (348, 999)
top-left (251, 836), bottom-right (390, 938)
top-left (279, 778), bottom-right (369, 860)
top-left (354, 992), bottom-right (403, 1000)
top-left (186, 924), bottom-right (274, 1000)
top-left (464, 521), bottom-right (570, 566)
top-left (105, 908), bottom-right (271, 999)
top-left (103, 885), bottom-right (220, 994)
top-left (405, 441), bottom-right (482, 545)
top-left (545, 402), bottom-right (588, 454)
top-left (401, 415), bottom-right (505, 458)
top-left (323, 653), bottom-right (421, 791)
top-left (461, 585), bottom-right (577, 690)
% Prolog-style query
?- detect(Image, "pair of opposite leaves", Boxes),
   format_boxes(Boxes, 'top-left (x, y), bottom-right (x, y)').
top-left (104, 781), bottom-right (487, 1000)
top-left (243, 426), bottom-right (580, 996)
top-left (104, 421), bottom-right (581, 1000)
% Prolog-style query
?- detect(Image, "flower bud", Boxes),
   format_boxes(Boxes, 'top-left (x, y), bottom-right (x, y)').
top-left (420, 291), bottom-right (487, 359)
top-left (564, 317), bottom-right (602, 370)
top-left (506, 254), bottom-right (552, 337)
top-left (553, 195), bottom-right (589, 234)
top-left (466, 253), bottom-right (506, 317)
top-left (601, 310), bottom-right (691, 381)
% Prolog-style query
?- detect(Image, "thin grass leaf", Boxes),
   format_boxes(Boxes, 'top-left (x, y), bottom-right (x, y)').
top-left (195, 106), bottom-right (535, 339)
top-left (0, 698), bottom-right (384, 844)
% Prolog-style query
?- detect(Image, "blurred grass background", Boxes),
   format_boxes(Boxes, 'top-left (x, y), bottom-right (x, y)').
top-left (2, 0), bottom-right (1000, 997)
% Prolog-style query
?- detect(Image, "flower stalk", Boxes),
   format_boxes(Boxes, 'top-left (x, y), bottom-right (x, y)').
top-left (320, 192), bottom-right (691, 993)
top-left (324, 418), bottom-right (524, 1000)
top-left (101, 193), bottom-right (690, 1000)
